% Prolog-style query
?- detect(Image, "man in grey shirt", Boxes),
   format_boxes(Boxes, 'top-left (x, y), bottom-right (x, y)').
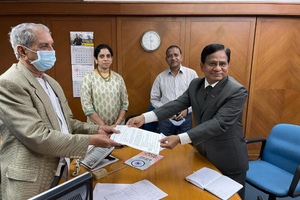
top-left (150, 45), bottom-right (198, 136)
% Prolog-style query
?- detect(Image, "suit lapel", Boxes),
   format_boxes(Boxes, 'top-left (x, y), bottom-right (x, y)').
top-left (196, 78), bottom-right (206, 110)
top-left (46, 77), bottom-right (72, 133)
top-left (200, 76), bottom-right (228, 116)
top-left (18, 62), bottom-right (61, 130)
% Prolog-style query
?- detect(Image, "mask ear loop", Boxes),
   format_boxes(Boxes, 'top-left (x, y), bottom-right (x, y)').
top-left (17, 45), bottom-right (37, 62)
top-left (21, 45), bottom-right (37, 54)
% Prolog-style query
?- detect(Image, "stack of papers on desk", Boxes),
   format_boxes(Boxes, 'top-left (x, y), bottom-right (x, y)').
top-left (93, 179), bottom-right (168, 200)
top-left (111, 125), bottom-right (165, 155)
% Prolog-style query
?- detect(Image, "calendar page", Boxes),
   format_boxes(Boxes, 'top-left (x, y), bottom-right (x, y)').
top-left (72, 81), bottom-right (82, 98)
top-left (71, 46), bottom-right (94, 65)
top-left (72, 65), bottom-right (94, 97)
top-left (72, 65), bottom-right (94, 81)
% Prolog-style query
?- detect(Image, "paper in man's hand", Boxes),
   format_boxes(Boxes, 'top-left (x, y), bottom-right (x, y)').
top-left (111, 125), bottom-right (162, 155)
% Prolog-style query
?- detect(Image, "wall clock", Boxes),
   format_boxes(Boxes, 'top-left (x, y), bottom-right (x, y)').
top-left (140, 30), bottom-right (161, 52)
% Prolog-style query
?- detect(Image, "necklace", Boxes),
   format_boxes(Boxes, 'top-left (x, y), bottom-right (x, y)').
top-left (97, 68), bottom-right (111, 82)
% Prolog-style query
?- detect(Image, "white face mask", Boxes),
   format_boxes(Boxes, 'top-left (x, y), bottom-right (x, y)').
top-left (24, 46), bottom-right (56, 71)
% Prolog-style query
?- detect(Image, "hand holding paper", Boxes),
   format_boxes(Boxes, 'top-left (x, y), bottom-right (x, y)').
top-left (159, 135), bottom-right (180, 149)
top-left (126, 115), bottom-right (145, 127)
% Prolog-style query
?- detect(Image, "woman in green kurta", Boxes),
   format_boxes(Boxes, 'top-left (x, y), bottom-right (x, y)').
top-left (81, 44), bottom-right (129, 126)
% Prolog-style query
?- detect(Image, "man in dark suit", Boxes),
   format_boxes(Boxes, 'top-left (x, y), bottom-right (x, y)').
top-left (126, 43), bottom-right (249, 199)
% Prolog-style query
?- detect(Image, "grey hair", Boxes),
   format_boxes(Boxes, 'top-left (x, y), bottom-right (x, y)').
top-left (9, 23), bottom-right (51, 59)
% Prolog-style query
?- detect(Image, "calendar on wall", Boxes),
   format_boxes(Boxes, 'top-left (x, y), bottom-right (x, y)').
top-left (71, 46), bottom-right (94, 65)
top-left (72, 65), bottom-right (94, 97)
top-left (70, 31), bottom-right (94, 97)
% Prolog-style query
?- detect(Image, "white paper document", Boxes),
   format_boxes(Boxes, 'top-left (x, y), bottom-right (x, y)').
top-left (93, 179), bottom-right (168, 200)
top-left (185, 167), bottom-right (243, 200)
top-left (93, 183), bottom-right (130, 200)
top-left (111, 125), bottom-right (162, 155)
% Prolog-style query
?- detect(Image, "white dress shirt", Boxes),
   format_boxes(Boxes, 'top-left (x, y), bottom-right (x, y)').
top-left (37, 74), bottom-right (70, 180)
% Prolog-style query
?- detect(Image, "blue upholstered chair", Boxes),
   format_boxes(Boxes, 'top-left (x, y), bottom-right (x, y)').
top-left (246, 124), bottom-right (300, 200)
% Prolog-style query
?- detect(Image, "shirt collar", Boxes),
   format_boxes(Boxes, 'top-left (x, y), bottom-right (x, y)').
top-left (204, 78), bottom-right (219, 88)
top-left (168, 64), bottom-right (183, 74)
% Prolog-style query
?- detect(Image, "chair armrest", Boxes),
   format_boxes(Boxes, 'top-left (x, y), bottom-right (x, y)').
top-left (245, 138), bottom-right (266, 160)
top-left (245, 138), bottom-right (265, 144)
top-left (288, 164), bottom-right (300, 197)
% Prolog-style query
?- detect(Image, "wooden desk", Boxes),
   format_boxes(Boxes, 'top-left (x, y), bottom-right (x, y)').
top-left (69, 144), bottom-right (241, 200)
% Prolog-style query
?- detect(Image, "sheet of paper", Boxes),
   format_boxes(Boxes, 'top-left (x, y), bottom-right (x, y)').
top-left (93, 183), bottom-right (130, 200)
top-left (205, 175), bottom-right (243, 200)
top-left (111, 125), bottom-right (162, 155)
top-left (98, 179), bottom-right (167, 200)
top-left (186, 167), bottom-right (221, 189)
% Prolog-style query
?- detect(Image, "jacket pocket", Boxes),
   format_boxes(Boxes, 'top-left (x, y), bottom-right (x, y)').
top-left (6, 166), bottom-right (38, 182)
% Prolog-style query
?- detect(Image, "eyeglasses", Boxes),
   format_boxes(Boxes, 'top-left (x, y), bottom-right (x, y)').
top-left (99, 54), bottom-right (112, 59)
top-left (205, 61), bottom-right (228, 68)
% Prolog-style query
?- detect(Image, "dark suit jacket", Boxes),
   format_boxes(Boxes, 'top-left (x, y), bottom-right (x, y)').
top-left (154, 76), bottom-right (249, 175)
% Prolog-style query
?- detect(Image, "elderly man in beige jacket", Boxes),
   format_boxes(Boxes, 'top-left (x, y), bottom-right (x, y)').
top-left (0, 23), bottom-right (120, 200)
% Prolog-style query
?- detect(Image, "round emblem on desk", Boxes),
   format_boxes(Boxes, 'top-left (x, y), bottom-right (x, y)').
top-left (131, 160), bottom-right (145, 167)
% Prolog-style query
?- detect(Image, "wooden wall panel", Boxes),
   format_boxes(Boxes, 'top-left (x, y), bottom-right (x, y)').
top-left (117, 17), bottom-right (186, 117)
top-left (247, 17), bottom-right (300, 157)
top-left (0, 17), bottom-right (46, 75)
top-left (186, 17), bottom-right (256, 133)
top-left (49, 17), bottom-right (116, 122)
top-left (2, 2), bottom-right (300, 16)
